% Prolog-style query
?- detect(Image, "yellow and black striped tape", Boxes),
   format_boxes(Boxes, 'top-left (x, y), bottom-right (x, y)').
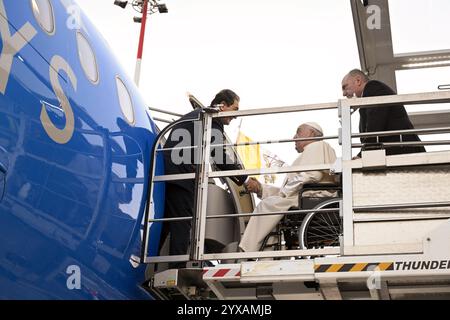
top-left (315, 262), bottom-right (394, 273)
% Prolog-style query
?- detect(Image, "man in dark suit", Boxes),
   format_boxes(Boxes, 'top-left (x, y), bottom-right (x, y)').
top-left (341, 69), bottom-right (425, 157)
top-left (160, 89), bottom-right (248, 266)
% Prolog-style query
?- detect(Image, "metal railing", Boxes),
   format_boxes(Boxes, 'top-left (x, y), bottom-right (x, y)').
top-left (148, 106), bottom-right (182, 124)
top-left (140, 113), bottom-right (202, 261)
top-left (139, 90), bottom-right (450, 264)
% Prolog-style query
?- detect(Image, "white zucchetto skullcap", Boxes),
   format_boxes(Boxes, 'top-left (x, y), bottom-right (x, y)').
top-left (303, 122), bottom-right (323, 135)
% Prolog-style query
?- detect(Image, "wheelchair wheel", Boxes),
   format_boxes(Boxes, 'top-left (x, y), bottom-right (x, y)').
top-left (299, 198), bottom-right (341, 249)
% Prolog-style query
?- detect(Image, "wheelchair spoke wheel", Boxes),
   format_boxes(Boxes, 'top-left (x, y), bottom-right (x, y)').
top-left (299, 199), bottom-right (341, 249)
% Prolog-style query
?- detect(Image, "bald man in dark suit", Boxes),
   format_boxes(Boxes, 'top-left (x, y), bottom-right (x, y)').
top-left (341, 69), bottom-right (425, 157)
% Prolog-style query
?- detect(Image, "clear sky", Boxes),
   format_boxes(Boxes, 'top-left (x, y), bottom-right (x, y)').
top-left (74, 0), bottom-right (363, 164)
top-left (75, 0), bottom-right (450, 163)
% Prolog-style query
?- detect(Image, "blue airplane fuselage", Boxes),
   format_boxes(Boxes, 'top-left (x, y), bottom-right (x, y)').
top-left (0, 0), bottom-right (164, 299)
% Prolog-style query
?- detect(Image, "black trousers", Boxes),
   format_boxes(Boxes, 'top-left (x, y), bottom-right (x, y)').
top-left (160, 183), bottom-right (217, 268)
top-left (159, 183), bottom-right (194, 267)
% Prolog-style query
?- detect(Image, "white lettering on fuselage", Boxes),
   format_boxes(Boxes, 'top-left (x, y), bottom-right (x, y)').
top-left (0, 0), bottom-right (37, 94)
top-left (0, 0), bottom-right (77, 144)
top-left (41, 55), bottom-right (76, 144)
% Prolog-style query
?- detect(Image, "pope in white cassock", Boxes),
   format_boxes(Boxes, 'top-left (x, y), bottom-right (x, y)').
top-left (239, 122), bottom-right (337, 252)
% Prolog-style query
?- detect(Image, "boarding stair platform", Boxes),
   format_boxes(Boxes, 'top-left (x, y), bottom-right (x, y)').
top-left (148, 250), bottom-right (450, 300)
top-left (139, 89), bottom-right (450, 300)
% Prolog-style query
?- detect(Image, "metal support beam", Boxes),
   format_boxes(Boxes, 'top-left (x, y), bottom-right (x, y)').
top-left (319, 280), bottom-right (343, 300)
top-left (339, 100), bottom-right (355, 249)
top-left (350, 0), bottom-right (397, 89)
top-left (192, 111), bottom-right (213, 261)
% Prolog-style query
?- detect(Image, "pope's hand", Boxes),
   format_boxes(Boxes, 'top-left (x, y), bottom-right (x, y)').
top-left (245, 177), bottom-right (261, 194)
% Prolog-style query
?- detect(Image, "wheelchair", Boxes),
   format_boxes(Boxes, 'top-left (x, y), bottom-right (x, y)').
top-left (260, 183), bottom-right (342, 251)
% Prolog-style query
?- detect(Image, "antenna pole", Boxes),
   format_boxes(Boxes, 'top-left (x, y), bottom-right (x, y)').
top-left (134, 0), bottom-right (149, 86)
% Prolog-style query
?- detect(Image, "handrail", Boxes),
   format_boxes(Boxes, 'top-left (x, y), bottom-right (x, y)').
top-left (148, 207), bottom-right (339, 223)
top-left (148, 106), bottom-right (183, 117)
top-left (153, 163), bottom-right (334, 182)
top-left (152, 172), bottom-right (195, 182)
top-left (141, 89), bottom-right (450, 265)
top-left (340, 90), bottom-right (450, 109)
top-left (155, 134), bottom-right (339, 152)
top-left (140, 113), bottom-right (202, 262)
top-left (352, 126), bottom-right (450, 139)
top-left (215, 134), bottom-right (339, 149)
top-left (353, 141), bottom-right (450, 148)
top-left (152, 117), bottom-right (173, 124)
top-left (212, 102), bottom-right (338, 118)
top-left (354, 201), bottom-right (450, 212)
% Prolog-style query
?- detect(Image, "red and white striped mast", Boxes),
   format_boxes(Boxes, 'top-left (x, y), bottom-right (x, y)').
top-left (114, 0), bottom-right (168, 87)
top-left (134, 0), bottom-right (149, 86)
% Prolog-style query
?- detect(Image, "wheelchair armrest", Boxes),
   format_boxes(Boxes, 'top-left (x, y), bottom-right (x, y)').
top-left (299, 183), bottom-right (342, 210)
top-left (301, 183), bottom-right (341, 193)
